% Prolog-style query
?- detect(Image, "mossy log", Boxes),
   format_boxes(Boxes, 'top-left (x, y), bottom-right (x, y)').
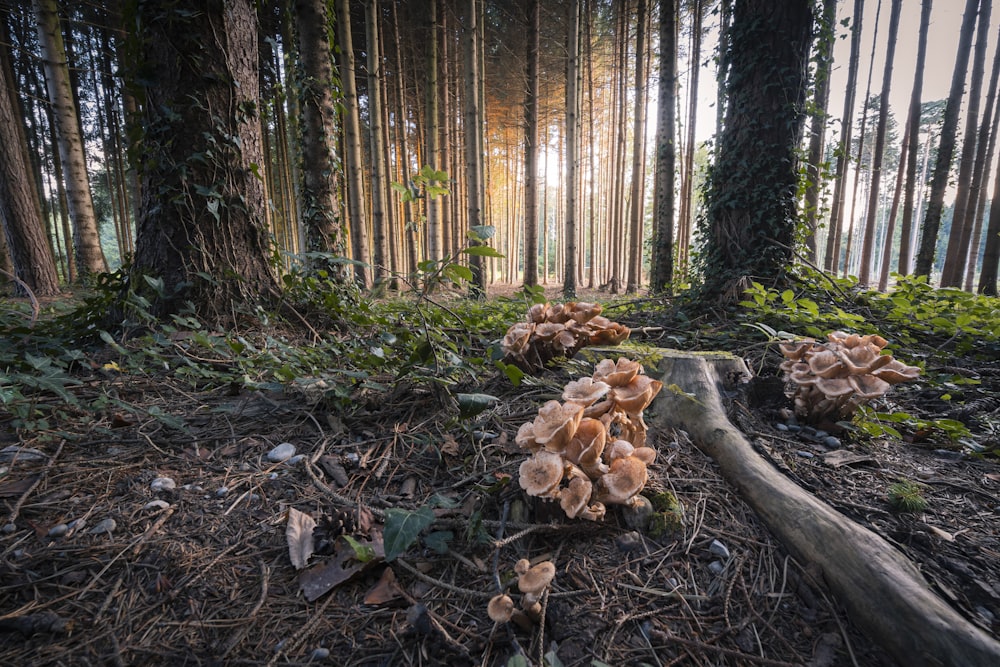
top-left (647, 349), bottom-right (1000, 667)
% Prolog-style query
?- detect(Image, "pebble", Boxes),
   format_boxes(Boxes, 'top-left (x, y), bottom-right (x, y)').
top-left (708, 560), bottom-right (725, 575)
top-left (932, 449), bottom-right (964, 461)
top-left (0, 445), bottom-right (47, 462)
top-left (2, 523), bottom-right (16, 534)
top-left (814, 429), bottom-right (828, 438)
top-left (67, 518), bottom-right (86, 533)
top-left (775, 423), bottom-right (789, 431)
top-left (143, 500), bottom-right (171, 511)
top-left (216, 486), bottom-right (229, 498)
top-left (622, 496), bottom-right (654, 532)
top-left (343, 452), bottom-right (360, 466)
top-left (787, 424), bottom-right (802, 432)
top-left (47, 523), bottom-right (69, 538)
top-left (823, 436), bottom-right (841, 448)
top-left (796, 450), bottom-right (814, 459)
top-left (709, 539), bottom-right (731, 560)
top-left (268, 442), bottom-right (296, 463)
top-left (89, 518), bottom-right (116, 535)
top-left (615, 531), bottom-right (644, 553)
top-left (310, 647), bottom-right (330, 661)
top-left (151, 477), bottom-right (176, 492)
top-left (287, 454), bottom-right (306, 466)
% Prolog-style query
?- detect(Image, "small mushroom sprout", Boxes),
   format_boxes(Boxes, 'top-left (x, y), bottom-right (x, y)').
top-left (516, 358), bottom-right (663, 520)
top-left (501, 302), bottom-right (630, 372)
top-left (779, 331), bottom-right (921, 424)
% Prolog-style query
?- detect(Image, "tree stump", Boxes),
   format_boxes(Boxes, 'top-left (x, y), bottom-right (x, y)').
top-left (647, 349), bottom-right (1000, 667)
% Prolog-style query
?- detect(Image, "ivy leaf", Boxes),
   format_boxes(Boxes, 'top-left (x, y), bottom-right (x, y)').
top-left (456, 392), bottom-right (499, 419)
top-left (341, 535), bottom-right (376, 563)
top-left (423, 530), bottom-right (454, 554)
top-left (383, 506), bottom-right (436, 562)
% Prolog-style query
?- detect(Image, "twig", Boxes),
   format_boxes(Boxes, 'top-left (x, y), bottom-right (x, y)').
top-left (266, 592), bottom-right (336, 666)
top-left (5, 439), bottom-right (65, 525)
top-left (0, 267), bottom-right (41, 326)
top-left (395, 557), bottom-right (495, 599)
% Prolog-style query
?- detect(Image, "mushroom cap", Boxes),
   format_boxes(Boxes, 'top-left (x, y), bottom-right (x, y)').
top-left (848, 374), bottom-right (891, 399)
top-left (516, 559), bottom-right (556, 596)
top-left (535, 322), bottom-right (566, 340)
top-left (606, 439), bottom-right (635, 462)
top-left (502, 322), bottom-right (535, 356)
top-left (564, 418), bottom-right (607, 463)
top-left (515, 422), bottom-right (540, 452)
top-left (527, 303), bottom-right (551, 323)
top-left (560, 476), bottom-right (595, 519)
top-left (562, 377), bottom-right (611, 407)
top-left (779, 339), bottom-right (815, 361)
top-left (579, 501), bottom-right (607, 521)
top-left (612, 375), bottom-right (664, 414)
top-left (807, 349), bottom-right (844, 378)
top-left (593, 358), bottom-right (642, 387)
top-left (569, 302), bottom-right (603, 323)
top-left (814, 377), bottom-right (854, 398)
top-left (596, 455), bottom-right (648, 505)
top-left (589, 323), bottom-right (631, 346)
top-left (518, 450), bottom-right (565, 497)
top-left (873, 359), bottom-right (921, 383)
top-left (487, 594), bottom-right (515, 622)
top-left (547, 303), bottom-right (572, 323)
top-left (553, 329), bottom-right (579, 353)
top-left (631, 446), bottom-right (657, 465)
top-left (533, 400), bottom-right (584, 451)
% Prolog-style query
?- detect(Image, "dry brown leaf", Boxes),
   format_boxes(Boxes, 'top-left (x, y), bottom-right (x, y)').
top-left (286, 507), bottom-right (316, 570)
top-left (0, 475), bottom-right (38, 498)
top-left (440, 434), bottom-right (460, 456)
top-left (363, 567), bottom-right (405, 605)
top-left (299, 533), bottom-right (385, 601)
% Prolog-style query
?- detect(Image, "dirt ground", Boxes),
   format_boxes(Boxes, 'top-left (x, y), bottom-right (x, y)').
top-left (0, 291), bottom-right (998, 666)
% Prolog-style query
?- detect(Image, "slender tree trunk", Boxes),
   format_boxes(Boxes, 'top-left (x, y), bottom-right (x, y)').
top-left (463, 0), bottom-right (485, 294)
top-left (916, 0), bottom-right (979, 279)
top-left (803, 0), bottom-right (837, 262)
top-left (650, 0), bottom-right (677, 293)
top-left (626, 0), bottom-right (648, 293)
top-left (522, 0), bottom-right (540, 287)
top-left (296, 0), bottom-right (347, 265)
top-left (367, 0), bottom-right (390, 283)
top-left (715, 0), bottom-right (731, 136)
top-left (966, 27), bottom-right (1000, 290)
top-left (0, 34), bottom-right (60, 296)
top-left (33, 0), bottom-right (107, 277)
top-left (940, 0), bottom-right (992, 287)
top-left (859, 0), bottom-right (901, 287)
top-left (824, 0), bottom-right (864, 272)
top-left (878, 117), bottom-right (910, 291)
top-left (390, 1), bottom-right (418, 276)
top-left (563, 0), bottom-right (580, 299)
top-left (897, 0), bottom-right (932, 276)
top-left (678, 0), bottom-right (702, 279)
top-left (424, 0), bottom-right (441, 263)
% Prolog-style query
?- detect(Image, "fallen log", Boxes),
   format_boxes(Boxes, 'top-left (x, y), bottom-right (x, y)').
top-left (647, 349), bottom-right (1000, 667)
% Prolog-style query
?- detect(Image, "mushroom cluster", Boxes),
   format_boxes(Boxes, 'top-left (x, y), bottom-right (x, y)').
top-left (501, 301), bottom-right (630, 372)
top-left (487, 559), bottom-right (556, 627)
top-left (516, 358), bottom-right (663, 520)
top-left (779, 331), bottom-right (921, 424)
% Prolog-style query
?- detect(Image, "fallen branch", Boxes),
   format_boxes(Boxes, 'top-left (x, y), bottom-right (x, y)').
top-left (648, 349), bottom-right (1000, 667)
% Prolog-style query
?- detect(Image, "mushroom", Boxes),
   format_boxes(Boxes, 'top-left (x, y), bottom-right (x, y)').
top-left (518, 450), bottom-right (565, 498)
top-left (612, 375), bottom-right (664, 414)
top-left (593, 358), bottom-right (642, 387)
top-left (487, 594), bottom-right (515, 623)
top-left (560, 476), bottom-right (600, 520)
top-left (569, 302), bottom-right (603, 324)
top-left (564, 418), bottom-right (608, 477)
top-left (515, 559), bottom-right (556, 605)
top-left (515, 422), bottom-right (540, 452)
top-left (562, 377), bottom-right (611, 407)
top-left (532, 400), bottom-right (584, 452)
top-left (595, 455), bottom-right (649, 507)
top-left (527, 303), bottom-right (550, 323)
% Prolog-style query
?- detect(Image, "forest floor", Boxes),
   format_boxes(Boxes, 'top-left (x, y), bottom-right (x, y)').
top-left (0, 282), bottom-right (998, 666)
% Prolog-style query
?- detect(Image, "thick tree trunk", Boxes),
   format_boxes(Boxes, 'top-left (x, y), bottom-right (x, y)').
top-left (424, 0), bottom-right (441, 263)
top-left (650, 351), bottom-right (1000, 667)
top-left (677, 0), bottom-right (702, 278)
top-left (33, 0), bottom-right (107, 278)
top-left (131, 0), bottom-right (277, 323)
top-left (295, 0), bottom-right (347, 262)
top-left (803, 0), bottom-right (837, 263)
top-left (334, 0), bottom-right (372, 287)
top-left (650, 0), bottom-right (677, 293)
top-left (0, 35), bottom-right (60, 297)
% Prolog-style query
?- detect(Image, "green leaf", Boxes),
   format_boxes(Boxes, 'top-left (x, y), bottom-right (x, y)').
top-left (462, 245), bottom-right (505, 258)
top-left (422, 530), bottom-right (454, 554)
top-left (456, 392), bottom-right (499, 418)
top-left (443, 263), bottom-right (474, 283)
top-left (468, 225), bottom-right (496, 241)
top-left (496, 360), bottom-right (524, 387)
top-left (383, 506), bottom-right (436, 562)
top-left (341, 535), bottom-right (376, 563)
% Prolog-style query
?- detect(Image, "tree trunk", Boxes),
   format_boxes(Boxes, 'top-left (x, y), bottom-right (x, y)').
top-left (522, 0), bottom-right (540, 288)
top-left (33, 0), bottom-right (107, 277)
top-left (463, 0), bottom-right (485, 295)
top-left (916, 0), bottom-right (979, 279)
top-left (625, 0), bottom-right (648, 294)
top-left (878, 117), bottom-right (910, 291)
top-left (897, 0), bottom-right (932, 277)
top-left (650, 0), bottom-right (677, 293)
top-left (803, 0), bottom-right (837, 262)
top-left (0, 33), bottom-right (60, 297)
top-left (366, 0), bottom-right (390, 284)
top-left (649, 350), bottom-right (1000, 667)
top-left (823, 0), bottom-right (864, 273)
top-left (130, 0), bottom-right (277, 323)
top-left (677, 0), bottom-right (702, 279)
top-left (334, 0), bottom-right (372, 287)
top-left (295, 0), bottom-right (347, 263)
top-left (424, 0), bottom-right (441, 263)
top-left (941, 0), bottom-right (992, 287)
top-left (390, 1), bottom-right (419, 277)
top-left (967, 28), bottom-right (1000, 291)
top-left (701, 0), bottom-right (811, 300)
top-left (563, 0), bottom-right (580, 299)
top-left (858, 0), bottom-right (901, 287)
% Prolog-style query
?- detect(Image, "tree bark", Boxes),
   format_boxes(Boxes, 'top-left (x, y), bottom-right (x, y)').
top-left (463, 0), bottom-right (485, 295)
top-left (522, 0), bottom-right (540, 288)
top-left (33, 0), bottom-right (107, 278)
top-left (130, 0), bottom-right (277, 323)
top-left (295, 0), bottom-right (347, 262)
top-left (803, 0), bottom-right (837, 263)
top-left (563, 0), bottom-right (580, 299)
top-left (650, 0), bottom-right (677, 293)
top-left (366, 0), bottom-right (390, 284)
top-left (0, 33), bottom-right (60, 297)
top-left (649, 350), bottom-right (1000, 667)
top-left (424, 0), bottom-right (441, 263)
top-left (677, 0), bottom-right (702, 278)
top-left (625, 0), bottom-right (648, 294)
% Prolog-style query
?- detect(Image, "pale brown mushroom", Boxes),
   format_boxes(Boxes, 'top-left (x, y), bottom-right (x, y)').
top-left (564, 418), bottom-right (608, 477)
top-left (593, 357), bottom-right (642, 387)
top-left (562, 377), bottom-right (611, 407)
top-left (612, 375), bottom-right (664, 414)
top-left (532, 400), bottom-right (584, 452)
top-left (515, 422), bottom-right (540, 452)
top-left (873, 359), bottom-right (921, 383)
top-left (515, 559), bottom-right (556, 605)
top-left (569, 302), bottom-right (603, 323)
top-left (518, 450), bottom-right (565, 498)
top-left (527, 303), bottom-right (550, 323)
top-left (559, 476), bottom-right (595, 519)
top-left (487, 594), bottom-right (515, 623)
top-left (595, 455), bottom-right (648, 506)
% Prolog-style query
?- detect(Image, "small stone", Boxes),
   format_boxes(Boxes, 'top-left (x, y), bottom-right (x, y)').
top-left (268, 472), bottom-right (279, 481)
top-left (151, 477), bottom-right (176, 492)
top-left (801, 426), bottom-right (817, 438)
top-left (814, 430), bottom-right (828, 438)
top-left (67, 518), bottom-right (86, 534)
top-left (615, 530), bottom-right (644, 553)
top-left (933, 449), bottom-right (964, 461)
top-left (268, 442), bottom-right (296, 463)
top-left (344, 452), bottom-right (360, 466)
top-left (88, 518), bottom-right (116, 535)
top-left (2, 523), bottom-right (16, 534)
top-left (143, 499), bottom-right (171, 511)
top-left (216, 486), bottom-right (229, 497)
top-left (708, 560), bottom-right (725, 575)
top-left (796, 450), bottom-right (814, 459)
top-left (709, 539), bottom-right (730, 560)
top-left (0, 445), bottom-right (47, 462)
top-left (12, 548), bottom-right (24, 558)
top-left (787, 424), bottom-right (802, 432)
top-left (622, 496), bottom-right (654, 532)
top-left (310, 647), bottom-right (331, 661)
top-left (775, 423), bottom-right (789, 432)
top-left (823, 436), bottom-right (841, 448)
top-left (287, 454), bottom-right (306, 466)
top-left (47, 523), bottom-right (69, 538)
